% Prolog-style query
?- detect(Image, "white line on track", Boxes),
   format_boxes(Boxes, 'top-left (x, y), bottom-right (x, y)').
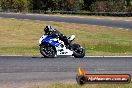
top-left (0, 55), bottom-right (131, 57)
top-left (85, 56), bottom-right (132, 57)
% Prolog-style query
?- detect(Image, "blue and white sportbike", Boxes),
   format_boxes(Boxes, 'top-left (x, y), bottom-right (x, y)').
top-left (39, 34), bottom-right (85, 58)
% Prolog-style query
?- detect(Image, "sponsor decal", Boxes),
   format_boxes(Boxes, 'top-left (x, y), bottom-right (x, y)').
top-left (76, 66), bottom-right (131, 85)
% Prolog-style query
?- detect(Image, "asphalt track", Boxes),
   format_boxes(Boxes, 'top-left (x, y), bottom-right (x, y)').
top-left (0, 13), bottom-right (132, 84)
top-left (0, 13), bottom-right (132, 29)
top-left (0, 56), bottom-right (132, 82)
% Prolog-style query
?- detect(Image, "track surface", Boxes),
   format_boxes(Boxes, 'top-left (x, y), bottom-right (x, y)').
top-left (0, 14), bottom-right (132, 83)
top-left (0, 56), bottom-right (132, 82)
top-left (0, 13), bottom-right (132, 29)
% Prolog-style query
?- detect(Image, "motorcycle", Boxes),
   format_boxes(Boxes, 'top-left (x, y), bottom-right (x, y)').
top-left (39, 34), bottom-right (85, 58)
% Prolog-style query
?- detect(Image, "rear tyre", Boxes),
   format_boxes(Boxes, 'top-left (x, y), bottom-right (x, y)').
top-left (40, 44), bottom-right (56, 58)
top-left (72, 44), bottom-right (85, 58)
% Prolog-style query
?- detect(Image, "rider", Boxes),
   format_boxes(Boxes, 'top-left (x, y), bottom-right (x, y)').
top-left (44, 25), bottom-right (70, 46)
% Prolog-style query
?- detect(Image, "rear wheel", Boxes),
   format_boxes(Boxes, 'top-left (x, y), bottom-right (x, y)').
top-left (40, 44), bottom-right (56, 58)
top-left (72, 44), bottom-right (85, 58)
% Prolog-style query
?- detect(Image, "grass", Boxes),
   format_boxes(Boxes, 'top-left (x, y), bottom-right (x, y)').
top-left (30, 82), bottom-right (132, 88)
top-left (0, 17), bottom-right (132, 56)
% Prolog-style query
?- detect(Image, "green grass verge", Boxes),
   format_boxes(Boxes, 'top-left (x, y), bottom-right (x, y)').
top-left (0, 17), bottom-right (132, 56)
top-left (31, 83), bottom-right (132, 88)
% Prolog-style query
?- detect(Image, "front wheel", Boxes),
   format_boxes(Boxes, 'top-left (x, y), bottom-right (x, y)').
top-left (72, 44), bottom-right (85, 58)
top-left (40, 44), bottom-right (56, 58)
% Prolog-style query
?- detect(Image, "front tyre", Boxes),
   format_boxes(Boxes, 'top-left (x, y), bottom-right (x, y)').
top-left (40, 44), bottom-right (56, 58)
top-left (72, 44), bottom-right (85, 58)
